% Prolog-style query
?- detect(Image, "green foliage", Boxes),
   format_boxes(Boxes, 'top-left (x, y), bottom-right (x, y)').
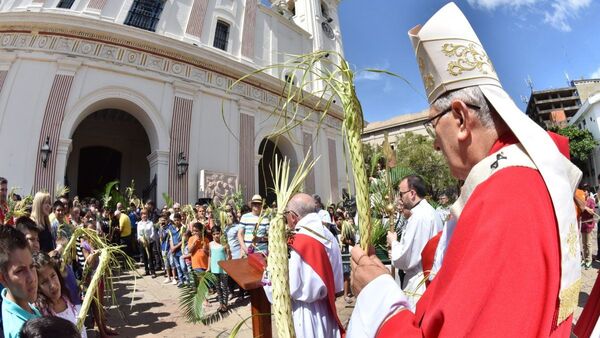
top-left (162, 193), bottom-right (174, 209)
top-left (179, 271), bottom-right (218, 324)
top-left (551, 125), bottom-right (598, 167)
top-left (101, 180), bottom-right (125, 210)
top-left (393, 132), bottom-right (457, 197)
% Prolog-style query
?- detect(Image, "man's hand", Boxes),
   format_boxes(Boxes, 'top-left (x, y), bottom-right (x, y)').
top-left (351, 245), bottom-right (389, 296)
top-left (386, 231), bottom-right (397, 247)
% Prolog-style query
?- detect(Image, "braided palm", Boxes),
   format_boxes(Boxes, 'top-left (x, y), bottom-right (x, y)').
top-left (268, 154), bottom-right (318, 338)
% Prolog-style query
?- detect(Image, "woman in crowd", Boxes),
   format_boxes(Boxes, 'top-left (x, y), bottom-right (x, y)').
top-left (30, 192), bottom-right (56, 253)
top-left (33, 252), bottom-right (88, 338)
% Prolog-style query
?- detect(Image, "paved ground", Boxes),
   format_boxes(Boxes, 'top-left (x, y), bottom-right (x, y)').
top-left (90, 230), bottom-right (600, 337)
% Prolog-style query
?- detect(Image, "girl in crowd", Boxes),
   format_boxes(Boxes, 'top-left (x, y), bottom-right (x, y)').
top-left (208, 226), bottom-right (230, 312)
top-left (30, 192), bottom-right (56, 253)
top-left (188, 222), bottom-right (209, 273)
top-left (33, 252), bottom-right (88, 338)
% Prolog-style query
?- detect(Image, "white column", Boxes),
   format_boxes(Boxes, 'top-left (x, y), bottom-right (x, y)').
top-left (54, 138), bottom-right (72, 191)
top-left (147, 150), bottom-right (170, 207)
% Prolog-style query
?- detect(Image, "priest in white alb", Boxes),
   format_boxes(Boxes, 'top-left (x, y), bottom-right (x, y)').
top-left (263, 193), bottom-right (344, 338)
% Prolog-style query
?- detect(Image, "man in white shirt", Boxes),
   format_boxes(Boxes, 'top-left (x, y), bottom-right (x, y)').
top-left (388, 175), bottom-right (443, 293)
top-left (263, 193), bottom-right (344, 338)
top-left (313, 194), bottom-right (332, 224)
top-left (137, 209), bottom-right (157, 277)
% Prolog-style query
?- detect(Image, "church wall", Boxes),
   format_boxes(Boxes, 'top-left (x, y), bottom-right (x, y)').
top-left (0, 2), bottom-right (349, 205)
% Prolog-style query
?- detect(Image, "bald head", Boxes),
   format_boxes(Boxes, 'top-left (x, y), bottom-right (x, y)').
top-left (286, 193), bottom-right (318, 218)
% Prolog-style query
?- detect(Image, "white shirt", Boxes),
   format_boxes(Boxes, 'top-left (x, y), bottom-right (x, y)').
top-left (137, 220), bottom-right (157, 242)
top-left (391, 199), bottom-right (443, 290)
top-left (317, 209), bottom-right (332, 224)
top-left (264, 213), bottom-right (343, 338)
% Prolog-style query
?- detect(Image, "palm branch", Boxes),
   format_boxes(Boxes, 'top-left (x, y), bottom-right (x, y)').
top-left (178, 270), bottom-right (218, 323)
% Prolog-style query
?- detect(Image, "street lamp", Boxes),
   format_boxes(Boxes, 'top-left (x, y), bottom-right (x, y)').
top-left (40, 136), bottom-right (52, 168)
top-left (176, 152), bottom-right (188, 177)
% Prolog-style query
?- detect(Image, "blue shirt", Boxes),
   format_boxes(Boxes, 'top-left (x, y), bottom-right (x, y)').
top-left (169, 225), bottom-right (183, 255)
top-left (159, 225), bottom-right (172, 252)
top-left (1, 288), bottom-right (41, 338)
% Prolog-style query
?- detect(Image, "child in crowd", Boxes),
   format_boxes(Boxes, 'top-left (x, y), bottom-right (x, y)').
top-left (20, 316), bottom-right (81, 338)
top-left (32, 252), bottom-right (87, 338)
top-left (188, 222), bottom-right (209, 273)
top-left (208, 226), bottom-right (230, 312)
top-left (169, 213), bottom-right (187, 287)
top-left (15, 216), bottom-right (41, 254)
top-left (158, 216), bottom-right (174, 284)
top-left (0, 226), bottom-right (41, 338)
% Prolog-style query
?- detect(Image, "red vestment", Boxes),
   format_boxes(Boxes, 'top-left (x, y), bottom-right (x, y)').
top-left (376, 135), bottom-right (572, 337)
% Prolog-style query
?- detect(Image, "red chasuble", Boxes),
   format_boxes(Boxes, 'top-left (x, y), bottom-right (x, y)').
top-left (377, 135), bottom-right (572, 337)
top-left (289, 233), bottom-right (345, 335)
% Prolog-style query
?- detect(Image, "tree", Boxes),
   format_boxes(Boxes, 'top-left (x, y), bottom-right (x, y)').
top-left (394, 132), bottom-right (457, 198)
top-left (551, 125), bottom-right (598, 169)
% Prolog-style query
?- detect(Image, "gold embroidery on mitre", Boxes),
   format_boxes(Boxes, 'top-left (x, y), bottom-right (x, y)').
top-left (557, 279), bottom-right (582, 324)
top-left (442, 43), bottom-right (496, 77)
top-left (418, 57), bottom-right (435, 90)
top-left (567, 223), bottom-right (578, 258)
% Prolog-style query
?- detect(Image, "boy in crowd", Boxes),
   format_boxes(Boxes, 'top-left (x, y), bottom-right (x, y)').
top-left (15, 217), bottom-right (41, 254)
top-left (0, 226), bottom-right (40, 337)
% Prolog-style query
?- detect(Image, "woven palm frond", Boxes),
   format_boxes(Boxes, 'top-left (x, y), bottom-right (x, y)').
top-left (267, 152), bottom-right (318, 338)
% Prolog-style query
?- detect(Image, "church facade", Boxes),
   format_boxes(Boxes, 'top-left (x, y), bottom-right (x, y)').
top-left (0, 0), bottom-right (347, 205)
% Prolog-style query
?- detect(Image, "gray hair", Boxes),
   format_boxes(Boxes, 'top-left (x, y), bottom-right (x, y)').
top-left (432, 86), bottom-right (495, 129)
top-left (287, 193), bottom-right (319, 218)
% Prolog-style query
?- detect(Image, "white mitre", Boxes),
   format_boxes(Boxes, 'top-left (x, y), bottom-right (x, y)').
top-left (409, 2), bottom-right (582, 325)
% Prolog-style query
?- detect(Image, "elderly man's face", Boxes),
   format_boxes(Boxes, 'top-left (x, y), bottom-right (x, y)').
top-left (428, 104), bottom-right (468, 180)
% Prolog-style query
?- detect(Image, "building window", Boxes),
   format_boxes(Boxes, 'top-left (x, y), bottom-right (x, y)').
top-left (213, 20), bottom-right (230, 51)
top-left (124, 0), bottom-right (164, 32)
top-left (56, 0), bottom-right (75, 8)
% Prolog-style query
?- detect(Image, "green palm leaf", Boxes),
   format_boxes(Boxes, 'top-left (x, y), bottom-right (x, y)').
top-left (178, 271), bottom-right (218, 324)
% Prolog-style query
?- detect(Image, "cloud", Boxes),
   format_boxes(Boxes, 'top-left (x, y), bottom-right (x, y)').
top-left (468, 0), bottom-right (591, 32)
top-left (355, 60), bottom-right (391, 82)
top-left (543, 0), bottom-right (591, 32)
top-left (467, 0), bottom-right (538, 10)
top-left (591, 67), bottom-right (600, 79)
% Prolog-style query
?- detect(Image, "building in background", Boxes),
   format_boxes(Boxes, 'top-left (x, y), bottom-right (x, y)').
top-left (568, 80), bottom-right (600, 187)
top-left (361, 110), bottom-right (428, 148)
top-left (525, 85), bottom-right (581, 129)
top-left (0, 0), bottom-right (349, 206)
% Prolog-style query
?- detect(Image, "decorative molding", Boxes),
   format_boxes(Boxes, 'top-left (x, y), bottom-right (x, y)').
top-left (0, 22), bottom-right (343, 128)
top-left (172, 80), bottom-right (198, 100)
top-left (56, 58), bottom-right (82, 76)
top-left (147, 150), bottom-right (170, 167)
top-left (56, 138), bottom-right (72, 156)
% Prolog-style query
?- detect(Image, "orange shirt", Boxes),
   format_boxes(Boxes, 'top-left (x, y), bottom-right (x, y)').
top-left (189, 235), bottom-right (209, 270)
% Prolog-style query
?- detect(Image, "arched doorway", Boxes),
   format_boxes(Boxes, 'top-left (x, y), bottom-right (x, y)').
top-left (66, 109), bottom-right (151, 200)
top-left (258, 138), bottom-right (283, 205)
top-left (257, 136), bottom-right (298, 205)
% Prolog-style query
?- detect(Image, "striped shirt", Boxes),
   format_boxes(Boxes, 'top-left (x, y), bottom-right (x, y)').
top-left (239, 212), bottom-right (270, 253)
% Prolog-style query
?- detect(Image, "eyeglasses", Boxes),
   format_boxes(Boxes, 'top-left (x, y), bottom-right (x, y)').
top-left (423, 103), bottom-right (481, 138)
top-left (398, 190), bottom-right (412, 197)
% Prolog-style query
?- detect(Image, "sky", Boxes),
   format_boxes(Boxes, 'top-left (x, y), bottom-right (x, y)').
top-left (337, 0), bottom-right (600, 123)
